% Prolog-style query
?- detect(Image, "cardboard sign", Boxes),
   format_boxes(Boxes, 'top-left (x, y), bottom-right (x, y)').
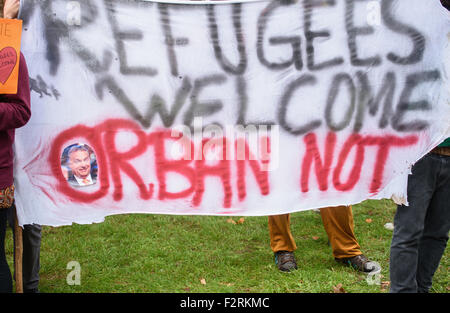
top-left (0, 18), bottom-right (22, 94)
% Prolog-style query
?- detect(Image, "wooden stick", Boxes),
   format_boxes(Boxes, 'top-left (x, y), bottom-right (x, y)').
top-left (14, 208), bottom-right (23, 293)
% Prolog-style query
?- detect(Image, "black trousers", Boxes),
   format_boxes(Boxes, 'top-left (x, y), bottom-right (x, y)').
top-left (7, 206), bottom-right (41, 292)
top-left (0, 208), bottom-right (12, 293)
top-left (390, 152), bottom-right (450, 293)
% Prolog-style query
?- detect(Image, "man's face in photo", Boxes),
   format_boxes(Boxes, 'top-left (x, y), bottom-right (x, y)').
top-left (69, 149), bottom-right (91, 179)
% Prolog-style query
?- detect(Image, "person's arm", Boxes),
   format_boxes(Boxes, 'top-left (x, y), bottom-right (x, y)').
top-left (0, 53), bottom-right (31, 130)
top-left (3, 0), bottom-right (20, 19)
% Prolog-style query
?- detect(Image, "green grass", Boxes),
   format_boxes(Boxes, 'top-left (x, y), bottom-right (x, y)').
top-left (4, 199), bottom-right (449, 293)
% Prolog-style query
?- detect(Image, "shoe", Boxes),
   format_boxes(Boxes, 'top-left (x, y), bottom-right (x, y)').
top-left (274, 251), bottom-right (298, 272)
top-left (24, 288), bottom-right (40, 293)
top-left (335, 254), bottom-right (381, 273)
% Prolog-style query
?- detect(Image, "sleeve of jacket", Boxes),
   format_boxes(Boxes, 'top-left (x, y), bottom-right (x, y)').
top-left (0, 53), bottom-right (31, 131)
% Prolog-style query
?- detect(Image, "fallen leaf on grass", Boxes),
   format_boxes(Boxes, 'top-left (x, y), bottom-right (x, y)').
top-left (365, 218), bottom-right (373, 223)
top-left (219, 282), bottom-right (235, 287)
top-left (381, 281), bottom-right (390, 291)
top-left (183, 287), bottom-right (191, 292)
top-left (200, 278), bottom-right (207, 285)
top-left (312, 236), bottom-right (319, 240)
top-left (227, 218), bottom-right (245, 224)
top-left (333, 283), bottom-right (346, 293)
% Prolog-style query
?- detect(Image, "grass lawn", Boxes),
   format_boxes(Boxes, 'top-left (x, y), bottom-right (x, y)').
top-left (4, 199), bottom-right (449, 293)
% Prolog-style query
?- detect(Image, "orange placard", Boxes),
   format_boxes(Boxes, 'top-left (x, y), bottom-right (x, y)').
top-left (0, 18), bottom-right (22, 94)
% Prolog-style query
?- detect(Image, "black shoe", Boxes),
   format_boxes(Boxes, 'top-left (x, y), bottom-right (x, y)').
top-left (335, 254), bottom-right (381, 273)
top-left (24, 288), bottom-right (40, 293)
top-left (274, 251), bottom-right (298, 272)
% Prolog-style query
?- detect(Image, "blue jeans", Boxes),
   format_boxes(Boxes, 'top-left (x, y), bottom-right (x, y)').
top-left (390, 152), bottom-right (450, 293)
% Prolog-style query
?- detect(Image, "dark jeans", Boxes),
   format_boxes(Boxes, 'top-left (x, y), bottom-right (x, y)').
top-left (7, 206), bottom-right (41, 292)
top-left (390, 152), bottom-right (450, 293)
top-left (0, 208), bottom-right (12, 293)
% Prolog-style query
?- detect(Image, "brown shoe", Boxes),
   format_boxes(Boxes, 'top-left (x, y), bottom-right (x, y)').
top-left (335, 254), bottom-right (380, 273)
top-left (274, 251), bottom-right (298, 272)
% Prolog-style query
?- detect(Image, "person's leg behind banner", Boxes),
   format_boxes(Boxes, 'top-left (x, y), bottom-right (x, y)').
top-left (268, 214), bottom-right (297, 272)
top-left (7, 205), bottom-right (41, 293)
top-left (21, 224), bottom-right (41, 293)
top-left (321, 205), bottom-right (380, 273)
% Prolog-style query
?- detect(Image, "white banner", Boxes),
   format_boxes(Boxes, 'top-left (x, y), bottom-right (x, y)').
top-left (14, 0), bottom-right (450, 226)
